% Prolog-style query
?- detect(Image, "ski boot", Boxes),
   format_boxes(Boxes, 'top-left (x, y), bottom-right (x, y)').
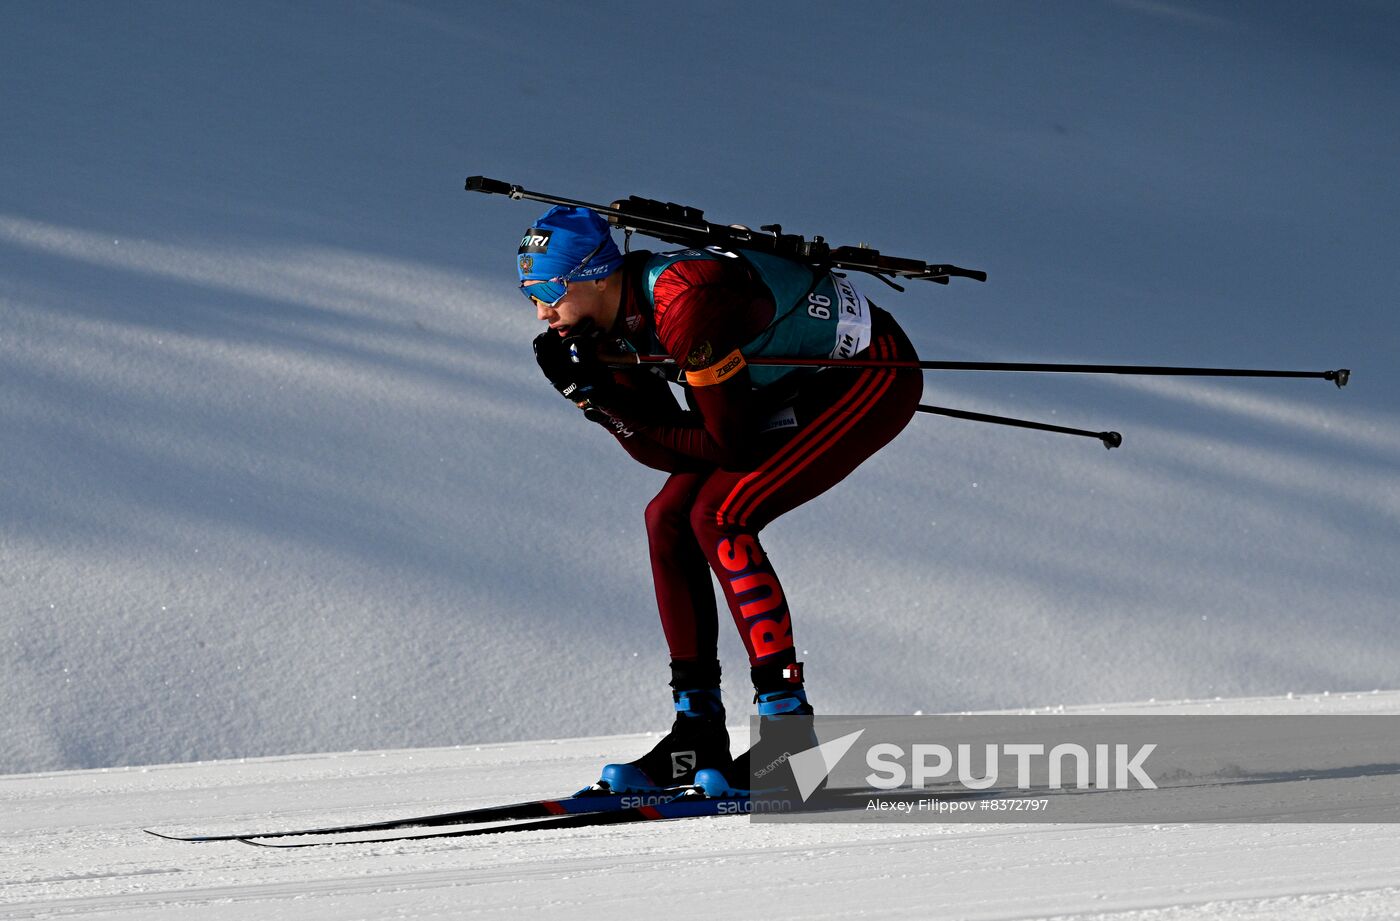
top-left (596, 685), bottom-right (732, 794)
top-left (695, 663), bottom-right (817, 798)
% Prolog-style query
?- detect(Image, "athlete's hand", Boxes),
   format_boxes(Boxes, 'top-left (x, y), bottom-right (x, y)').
top-left (559, 321), bottom-right (613, 402)
top-left (533, 320), bottom-right (612, 408)
top-left (533, 328), bottom-right (582, 403)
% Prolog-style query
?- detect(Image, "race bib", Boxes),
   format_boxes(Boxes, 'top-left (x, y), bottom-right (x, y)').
top-left (828, 274), bottom-right (872, 360)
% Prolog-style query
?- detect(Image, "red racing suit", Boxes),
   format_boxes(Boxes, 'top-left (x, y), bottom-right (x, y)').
top-left (586, 250), bottom-right (923, 676)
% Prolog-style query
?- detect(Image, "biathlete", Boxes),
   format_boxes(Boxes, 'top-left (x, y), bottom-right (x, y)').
top-left (519, 206), bottom-right (922, 795)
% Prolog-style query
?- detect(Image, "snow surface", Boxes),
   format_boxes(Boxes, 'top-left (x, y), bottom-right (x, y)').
top-left (4, 692), bottom-right (1400, 920)
top-left (3, 1), bottom-right (1399, 780)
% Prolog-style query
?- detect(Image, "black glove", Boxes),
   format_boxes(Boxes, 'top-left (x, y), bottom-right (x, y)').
top-left (532, 319), bottom-right (612, 407)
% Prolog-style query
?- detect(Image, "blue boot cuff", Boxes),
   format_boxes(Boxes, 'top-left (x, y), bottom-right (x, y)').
top-left (756, 689), bottom-right (809, 716)
top-left (675, 687), bottom-right (724, 718)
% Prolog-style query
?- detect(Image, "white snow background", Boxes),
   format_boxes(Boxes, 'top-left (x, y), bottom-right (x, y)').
top-left (3, 0), bottom-right (1399, 777)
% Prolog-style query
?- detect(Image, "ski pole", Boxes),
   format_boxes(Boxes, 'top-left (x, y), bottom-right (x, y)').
top-left (917, 404), bottom-right (1122, 450)
top-left (668, 356), bottom-right (1350, 388)
top-left (611, 352), bottom-right (1348, 387)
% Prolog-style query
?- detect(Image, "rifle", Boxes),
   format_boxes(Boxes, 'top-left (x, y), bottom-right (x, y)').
top-left (466, 176), bottom-right (985, 292)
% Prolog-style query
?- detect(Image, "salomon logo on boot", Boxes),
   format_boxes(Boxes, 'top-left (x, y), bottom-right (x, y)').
top-left (595, 686), bottom-right (732, 793)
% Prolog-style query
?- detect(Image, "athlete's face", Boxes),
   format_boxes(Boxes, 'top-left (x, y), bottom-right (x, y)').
top-left (526, 276), bottom-right (616, 336)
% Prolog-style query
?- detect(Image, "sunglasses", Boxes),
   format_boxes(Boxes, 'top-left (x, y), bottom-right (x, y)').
top-left (520, 238), bottom-right (609, 308)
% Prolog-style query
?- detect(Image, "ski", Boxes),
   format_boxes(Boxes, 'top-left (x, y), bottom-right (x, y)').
top-left (236, 786), bottom-right (989, 848)
top-left (240, 789), bottom-right (761, 847)
top-left (143, 787), bottom-right (683, 843)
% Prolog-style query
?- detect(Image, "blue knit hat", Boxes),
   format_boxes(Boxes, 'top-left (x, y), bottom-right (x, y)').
top-left (517, 206), bottom-right (623, 283)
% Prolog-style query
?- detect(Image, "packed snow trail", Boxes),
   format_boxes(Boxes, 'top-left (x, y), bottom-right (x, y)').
top-left (4, 692), bottom-right (1400, 921)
